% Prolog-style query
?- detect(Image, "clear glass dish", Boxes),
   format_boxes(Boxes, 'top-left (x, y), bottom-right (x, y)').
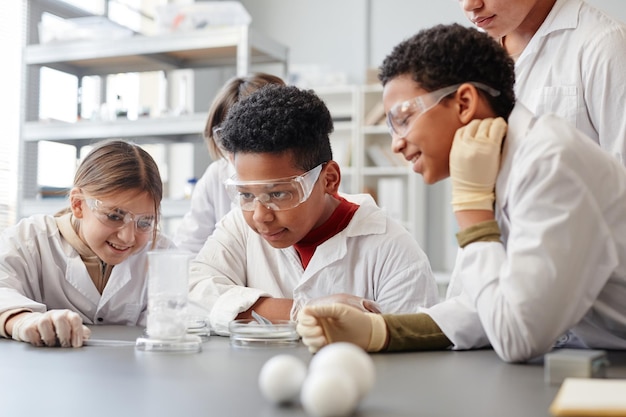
top-left (186, 315), bottom-right (211, 341)
top-left (229, 319), bottom-right (300, 348)
top-left (135, 334), bottom-right (203, 353)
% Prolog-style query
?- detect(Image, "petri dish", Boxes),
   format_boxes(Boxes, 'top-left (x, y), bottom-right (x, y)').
top-left (186, 315), bottom-right (211, 341)
top-left (229, 319), bottom-right (300, 348)
top-left (135, 333), bottom-right (203, 353)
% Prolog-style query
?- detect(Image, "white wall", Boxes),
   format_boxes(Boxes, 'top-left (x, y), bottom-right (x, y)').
top-left (587, 0), bottom-right (626, 22)
top-left (240, 0), bottom-right (625, 84)
top-left (240, 0), bottom-right (367, 84)
top-left (368, 0), bottom-right (469, 74)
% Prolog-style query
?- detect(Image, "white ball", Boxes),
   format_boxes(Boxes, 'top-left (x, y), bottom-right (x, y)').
top-left (258, 354), bottom-right (308, 404)
top-left (300, 369), bottom-right (359, 417)
top-left (308, 342), bottom-right (375, 399)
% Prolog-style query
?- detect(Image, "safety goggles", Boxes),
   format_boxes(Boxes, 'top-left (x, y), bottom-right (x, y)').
top-left (224, 163), bottom-right (325, 211)
top-left (212, 125), bottom-right (224, 148)
top-left (386, 82), bottom-right (501, 137)
top-left (85, 198), bottom-right (155, 233)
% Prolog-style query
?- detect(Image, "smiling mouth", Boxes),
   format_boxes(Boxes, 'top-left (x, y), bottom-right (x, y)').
top-left (107, 241), bottom-right (130, 251)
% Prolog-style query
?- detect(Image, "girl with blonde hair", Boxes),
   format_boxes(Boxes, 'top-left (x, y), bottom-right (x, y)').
top-left (0, 139), bottom-right (173, 347)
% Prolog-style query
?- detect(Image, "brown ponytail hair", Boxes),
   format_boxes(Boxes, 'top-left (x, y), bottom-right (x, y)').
top-left (204, 73), bottom-right (285, 160)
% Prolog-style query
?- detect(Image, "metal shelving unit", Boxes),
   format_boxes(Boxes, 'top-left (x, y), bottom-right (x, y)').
top-left (23, 25), bottom-right (289, 77)
top-left (19, 0), bottom-right (288, 220)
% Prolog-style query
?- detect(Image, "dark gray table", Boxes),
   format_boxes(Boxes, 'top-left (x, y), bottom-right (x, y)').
top-left (2, 326), bottom-right (625, 417)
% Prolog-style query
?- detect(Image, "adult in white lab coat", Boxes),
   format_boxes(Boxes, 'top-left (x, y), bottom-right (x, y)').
top-left (297, 24), bottom-right (626, 362)
top-left (189, 85), bottom-right (438, 335)
top-left (174, 74), bottom-right (285, 253)
top-left (0, 140), bottom-right (173, 347)
top-left (459, 0), bottom-right (626, 162)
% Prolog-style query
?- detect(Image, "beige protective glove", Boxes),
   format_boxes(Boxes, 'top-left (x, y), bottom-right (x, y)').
top-left (450, 117), bottom-right (507, 211)
top-left (296, 304), bottom-right (388, 353)
top-left (11, 310), bottom-right (91, 348)
top-left (306, 293), bottom-right (382, 314)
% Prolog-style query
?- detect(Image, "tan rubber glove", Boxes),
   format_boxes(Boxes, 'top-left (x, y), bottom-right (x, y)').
top-left (11, 310), bottom-right (91, 348)
top-left (296, 304), bottom-right (387, 353)
top-left (450, 117), bottom-right (507, 211)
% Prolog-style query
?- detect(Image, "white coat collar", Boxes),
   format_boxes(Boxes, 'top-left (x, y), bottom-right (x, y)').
top-left (518, 0), bottom-right (580, 64)
top-left (294, 193), bottom-right (387, 277)
top-left (536, 0), bottom-right (580, 37)
top-left (64, 254), bottom-right (135, 307)
top-left (339, 193), bottom-right (387, 237)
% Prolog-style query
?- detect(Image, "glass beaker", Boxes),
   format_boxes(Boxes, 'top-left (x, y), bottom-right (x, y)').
top-left (135, 250), bottom-right (202, 353)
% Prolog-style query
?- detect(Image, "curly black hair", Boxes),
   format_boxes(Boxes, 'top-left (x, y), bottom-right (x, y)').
top-left (379, 23), bottom-right (516, 119)
top-left (219, 84), bottom-right (334, 171)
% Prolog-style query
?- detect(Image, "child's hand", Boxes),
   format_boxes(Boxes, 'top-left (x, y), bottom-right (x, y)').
top-left (11, 310), bottom-right (91, 347)
top-left (450, 117), bottom-right (507, 212)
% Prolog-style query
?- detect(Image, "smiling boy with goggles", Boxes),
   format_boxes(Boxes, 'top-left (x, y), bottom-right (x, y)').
top-left (386, 82), bottom-right (500, 137)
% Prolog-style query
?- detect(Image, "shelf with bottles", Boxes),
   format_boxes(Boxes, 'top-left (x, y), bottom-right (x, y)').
top-left (313, 85), bottom-right (359, 193)
top-left (359, 84), bottom-right (407, 170)
top-left (362, 171), bottom-right (408, 220)
top-left (24, 25), bottom-right (289, 78)
top-left (22, 112), bottom-right (207, 145)
top-left (362, 169), bottom-right (425, 244)
top-left (19, 2), bottom-right (288, 224)
top-left (361, 83), bottom-right (385, 122)
top-left (363, 133), bottom-right (409, 171)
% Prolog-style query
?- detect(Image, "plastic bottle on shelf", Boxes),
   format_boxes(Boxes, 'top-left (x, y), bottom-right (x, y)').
top-left (115, 95), bottom-right (128, 119)
top-left (184, 178), bottom-right (198, 199)
top-left (76, 86), bottom-right (82, 121)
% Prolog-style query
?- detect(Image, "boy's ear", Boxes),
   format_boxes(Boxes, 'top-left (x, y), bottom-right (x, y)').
top-left (322, 161), bottom-right (341, 194)
top-left (456, 83), bottom-right (480, 125)
top-left (69, 188), bottom-right (85, 219)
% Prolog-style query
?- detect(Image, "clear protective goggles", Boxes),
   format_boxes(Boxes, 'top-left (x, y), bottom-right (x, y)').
top-left (224, 163), bottom-right (325, 211)
top-left (386, 82), bottom-right (500, 137)
top-left (212, 125), bottom-right (224, 149)
top-left (85, 197), bottom-right (155, 233)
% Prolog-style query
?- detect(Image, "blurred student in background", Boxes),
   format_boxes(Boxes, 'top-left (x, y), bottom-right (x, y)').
top-left (174, 73), bottom-right (285, 253)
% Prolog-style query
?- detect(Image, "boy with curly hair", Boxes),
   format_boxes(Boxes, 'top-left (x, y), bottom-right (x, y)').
top-left (297, 23), bottom-right (626, 363)
top-left (189, 84), bottom-right (439, 335)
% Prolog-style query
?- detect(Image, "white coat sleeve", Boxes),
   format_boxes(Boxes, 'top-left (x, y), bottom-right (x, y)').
top-left (582, 23), bottom-right (626, 163)
top-left (188, 210), bottom-right (271, 335)
top-left (372, 229), bottom-right (439, 313)
top-left (458, 155), bottom-right (618, 362)
top-left (0, 223), bottom-right (49, 317)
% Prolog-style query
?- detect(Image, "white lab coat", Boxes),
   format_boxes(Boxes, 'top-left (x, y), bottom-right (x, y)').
top-left (174, 158), bottom-right (235, 253)
top-left (515, 0), bottom-right (626, 163)
top-left (0, 215), bottom-right (174, 327)
top-left (189, 193), bottom-right (439, 335)
top-left (425, 104), bottom-right (626, 362)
